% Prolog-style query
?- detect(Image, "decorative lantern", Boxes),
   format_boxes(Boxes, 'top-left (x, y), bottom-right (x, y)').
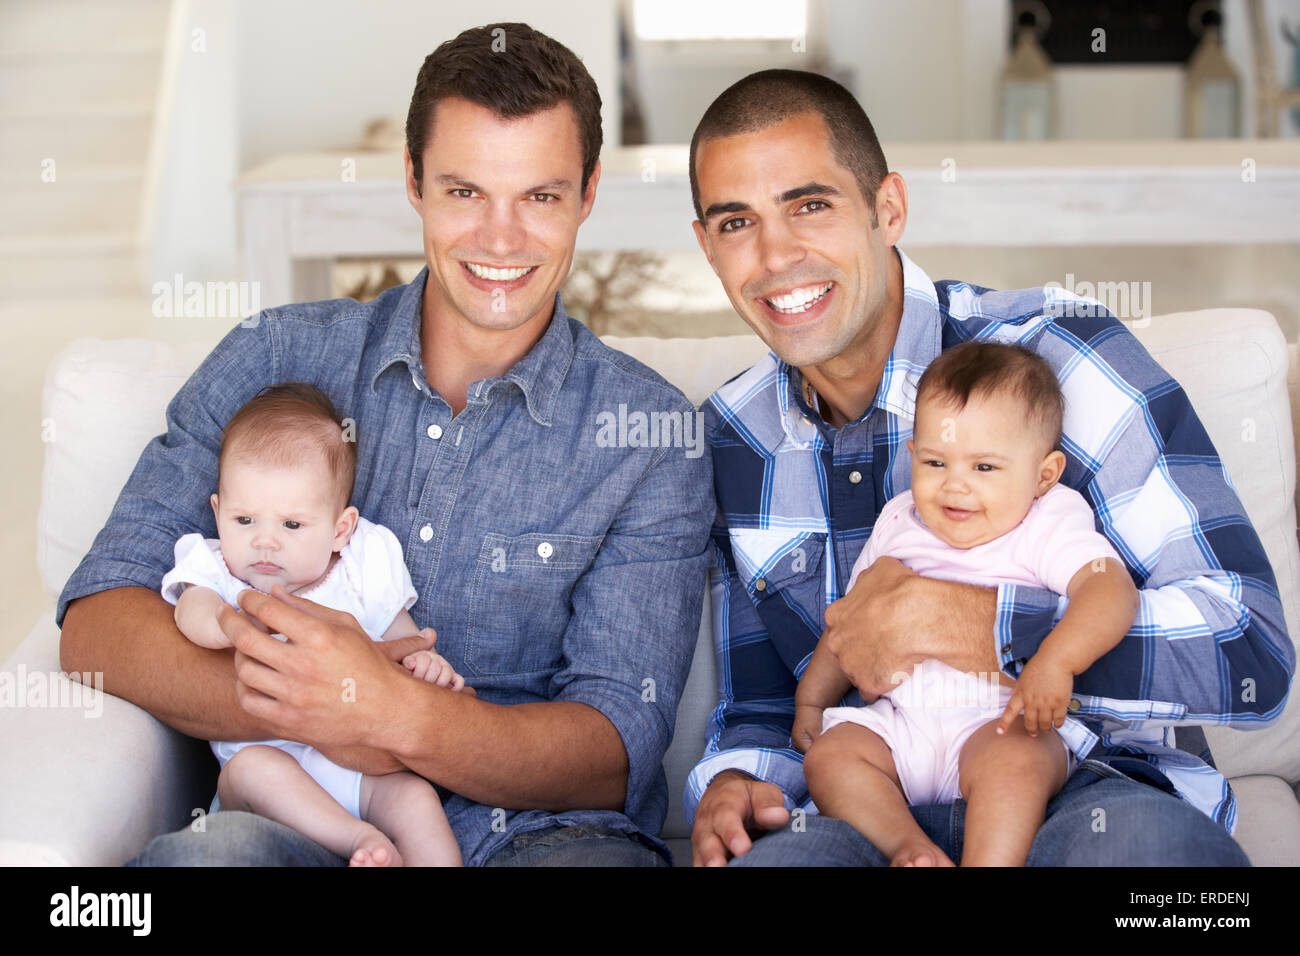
top-left (1185, 7), bottom-right (1241, 137)
top-left (1000, 5), bottom-right (1055, 140)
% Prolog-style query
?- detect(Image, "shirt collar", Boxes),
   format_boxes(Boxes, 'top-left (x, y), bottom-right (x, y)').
top-left (368, 267), bottom-right (575, 427)
top-left (778, 247), bottom-right (943, 439)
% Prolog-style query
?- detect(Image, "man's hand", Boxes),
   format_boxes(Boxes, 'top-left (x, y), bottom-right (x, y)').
top-left (998, 651), bottom-right (1073, 737)
top-left (821, 556), bottom-right (924, 699)
top-left (691, 769), bottom-right (790, 866)
top-left (822, 556), bottom-right (999, 699)
top-left (223, 585), bottom-right (416, 750)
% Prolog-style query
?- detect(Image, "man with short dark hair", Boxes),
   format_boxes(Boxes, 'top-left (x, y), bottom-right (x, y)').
top-left (59, 23), bottom-right (713, 867)
top-left (686, 69), bottom-right (1292, 866)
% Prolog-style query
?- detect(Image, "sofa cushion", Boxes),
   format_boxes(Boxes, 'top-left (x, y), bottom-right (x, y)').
top-left (35, 311), bottom-right (1300, 844)
top-left (38, 339), bottom-right (213, 598)
top-left (1127, 311), bottom-right (1299, 785)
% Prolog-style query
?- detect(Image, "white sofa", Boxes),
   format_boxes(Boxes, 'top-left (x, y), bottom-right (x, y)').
top-left (2, 309), bottom-right (1298, 866)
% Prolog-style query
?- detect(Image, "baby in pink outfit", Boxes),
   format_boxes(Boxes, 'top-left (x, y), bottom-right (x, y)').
top-left (793, 342), bottom-right (1139, 867)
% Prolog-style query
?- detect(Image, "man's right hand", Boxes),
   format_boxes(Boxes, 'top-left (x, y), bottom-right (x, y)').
top-left (691, 769), bottom-right (790, 866)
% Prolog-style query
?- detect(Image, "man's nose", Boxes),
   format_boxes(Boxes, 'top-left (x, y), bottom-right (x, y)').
top-left (756, 217), bottom-right (806, 275)
top-left (478, 199), bottom-right (527, 258)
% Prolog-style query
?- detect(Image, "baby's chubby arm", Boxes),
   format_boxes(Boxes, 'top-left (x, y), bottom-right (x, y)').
top-left (174, 584), bottom-right (238, 649)
top-left (998, 558), bottom-right (1140, 735)
top-left (379, 609), bottom-right (468, 693)
top-left (792, 640), bottom-right (861, 752)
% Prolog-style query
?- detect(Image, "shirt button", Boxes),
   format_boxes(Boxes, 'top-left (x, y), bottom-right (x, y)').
top-left (419, 524), bottom-right (433, 542)
top-left (537, 542), bottom-right (553, 560)
top-left (426, 424), bottom-right (443, 440)
top-left (1068, 698), bottom-right (1081, 712)
top-left (848, 470), bottom-right (863, 484)
top-left (411, 372), bottom-right (422, 390)
top-left (755, 578), bottom-right (767, 592)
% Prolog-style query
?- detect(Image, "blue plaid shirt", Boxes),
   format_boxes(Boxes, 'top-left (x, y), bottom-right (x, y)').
top-left (685, 249), bottom-right (1294, 834)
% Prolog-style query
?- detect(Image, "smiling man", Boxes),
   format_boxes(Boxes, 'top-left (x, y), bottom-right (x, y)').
top-left (57, 23), bottom-right (713, 867)
top-left (685, 70), bottom-right (1292, 866)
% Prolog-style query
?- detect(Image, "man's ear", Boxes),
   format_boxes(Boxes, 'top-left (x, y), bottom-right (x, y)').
top-left (876, 171), bottom-right (909, 247)
top-left (403, 145), bottom-right (423, 212)
top-left (692, 219), bottom-right (715, 270)
top-left (334, 506), bottom-right (360, 551)
top-left (1037, 450), bottom-right (1067, 494)
top-left (577, 158), bottom-right (601, 225)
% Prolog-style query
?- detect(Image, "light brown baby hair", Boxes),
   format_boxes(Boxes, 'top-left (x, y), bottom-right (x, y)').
top-left (218, 382), bottom-right (356, 511)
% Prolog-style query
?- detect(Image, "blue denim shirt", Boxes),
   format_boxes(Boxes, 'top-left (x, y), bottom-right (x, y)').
top-left (58, 269), bottom-right (714, 865)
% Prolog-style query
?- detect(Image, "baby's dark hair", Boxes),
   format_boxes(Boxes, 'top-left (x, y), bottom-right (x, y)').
top-left (915, 342), bottom-right (1064, 451)
top-left (218, 383), bottom-right (356, 509)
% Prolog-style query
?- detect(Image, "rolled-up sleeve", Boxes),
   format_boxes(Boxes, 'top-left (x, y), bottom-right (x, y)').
top-left (548, 402), bottom-right (714, 828)
top-left (57, 318), bottom-right (276, 626)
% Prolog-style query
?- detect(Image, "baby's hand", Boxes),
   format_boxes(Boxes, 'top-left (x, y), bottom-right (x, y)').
top-left (997, 652), bottom-right (1073, 737)
top-left (792, 704), bottom-right (826, 753)
top-left (403, 650), bottom-right (466, 692)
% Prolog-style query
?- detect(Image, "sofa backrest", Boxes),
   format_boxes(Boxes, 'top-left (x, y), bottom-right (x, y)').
top-left (38, 310), bottom-right (1300, 845)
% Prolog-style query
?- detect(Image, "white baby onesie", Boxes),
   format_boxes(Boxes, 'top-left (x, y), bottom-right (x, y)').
top-left (160, 516), bottom-right (417, 818)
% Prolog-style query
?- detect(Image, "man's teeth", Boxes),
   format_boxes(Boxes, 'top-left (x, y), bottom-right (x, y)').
top-left (465, 263), bottom-right (535, 281)
top-left (765, 283), bottom-right (832, 314)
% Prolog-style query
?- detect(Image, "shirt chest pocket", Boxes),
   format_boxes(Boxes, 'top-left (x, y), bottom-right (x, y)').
top-left (729, 529), bottom-right (829, 636)
top-left (466, 531), bottom-right (604, 678)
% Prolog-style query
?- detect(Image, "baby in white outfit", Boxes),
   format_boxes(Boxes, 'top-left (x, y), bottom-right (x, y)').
top-left (161, 382), bottom-right (465, 866)
top-left (794, 342), bottom-right (1139, 867)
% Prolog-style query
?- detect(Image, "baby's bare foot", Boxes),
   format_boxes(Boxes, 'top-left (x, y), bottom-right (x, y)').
top-left (349, 827), bottom-right (403, 867)
top-left (889, 838), bottom-right (955, 867)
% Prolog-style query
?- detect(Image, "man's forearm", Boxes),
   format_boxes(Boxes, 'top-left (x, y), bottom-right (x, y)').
top-left (909, 575), bottom-right (1000, 674)
top-left (60, 586), bottom-right (272, 742)
top-left (378, 678), bottom-right (629, 811)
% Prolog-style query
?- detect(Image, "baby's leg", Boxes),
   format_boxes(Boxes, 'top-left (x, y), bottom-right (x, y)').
top-left (804, 722), bottom-right (955, 867)
top-left (217, 745), bottom-right (401, 866)
top-left (358, 771), bottom-right (461, 867)
top-left (957, 718), bottom-right (1070, 866)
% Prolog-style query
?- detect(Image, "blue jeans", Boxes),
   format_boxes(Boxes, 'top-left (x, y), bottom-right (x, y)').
top-left (730, 760), bottom-right (1250, 866)
top-left (125, 813), bottom-right (667, 867)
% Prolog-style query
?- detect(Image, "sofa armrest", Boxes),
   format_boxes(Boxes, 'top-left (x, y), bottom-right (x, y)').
top-left (0, 608), bottom-right (216, 865)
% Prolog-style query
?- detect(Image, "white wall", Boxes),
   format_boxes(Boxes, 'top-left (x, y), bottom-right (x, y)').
top-left (637, 0), bottom-right (1300, 144)
top-left (147, 0), bottom-right (240, 284)
top-left (234, 1), bottom-right (620, 171)
top-left (148, 0), bottom-right (620, 282)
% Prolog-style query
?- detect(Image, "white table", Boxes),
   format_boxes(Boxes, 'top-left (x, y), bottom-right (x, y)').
top-left (239, 141), bottom-right (1300, 309)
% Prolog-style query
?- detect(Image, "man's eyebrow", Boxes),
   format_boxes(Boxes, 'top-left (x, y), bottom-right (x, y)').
top-left (434, 174), bottom-right (484, 192)
top-left (524, 178), bottom-right (573, 193)
top-left (702, 200), bottom-right (752, 221)
top-left (702, 182), bottom-right (843, 221)
top-left (433, 174), bottom-right (574, 195)
top-left (778, 181), bottom-right (842, 203)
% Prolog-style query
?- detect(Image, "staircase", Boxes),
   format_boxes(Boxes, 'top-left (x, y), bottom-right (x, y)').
top-left (0, 0), bottom-right (170, 298)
